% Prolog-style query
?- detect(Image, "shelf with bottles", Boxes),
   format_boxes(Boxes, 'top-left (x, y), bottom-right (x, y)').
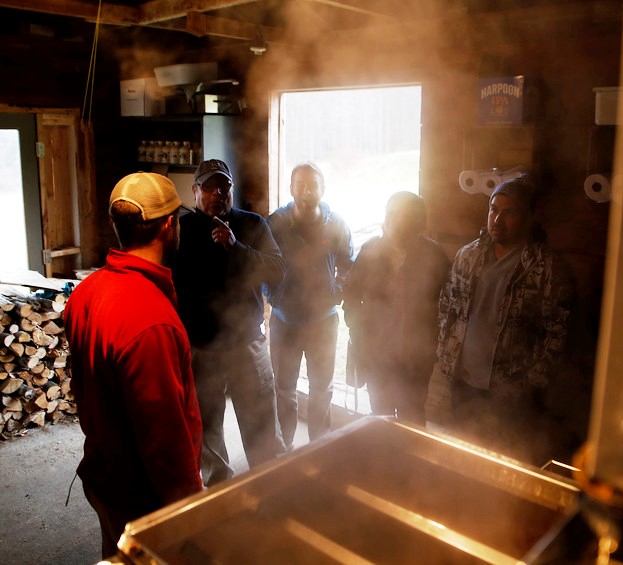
top-left (137, 139), bottom-right (202, 168)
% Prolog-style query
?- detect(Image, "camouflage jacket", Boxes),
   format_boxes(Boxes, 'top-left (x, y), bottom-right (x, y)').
top-left (437, 229), bottom-right (574, 395)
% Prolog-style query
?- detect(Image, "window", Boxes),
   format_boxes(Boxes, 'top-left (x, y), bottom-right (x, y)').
top-left (273, 85), bottom-right (422, 251)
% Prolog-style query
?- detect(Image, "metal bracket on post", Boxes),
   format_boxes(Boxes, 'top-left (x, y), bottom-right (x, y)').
top-left (42, 249), bottom-right (52, 265)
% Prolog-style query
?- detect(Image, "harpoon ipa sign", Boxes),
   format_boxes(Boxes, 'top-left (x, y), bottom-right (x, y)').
top-left (478, 76), bottom-right (525, 125)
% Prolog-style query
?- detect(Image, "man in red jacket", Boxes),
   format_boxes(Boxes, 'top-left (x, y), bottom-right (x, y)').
top-left (65, 172), bottom-right (203, 558)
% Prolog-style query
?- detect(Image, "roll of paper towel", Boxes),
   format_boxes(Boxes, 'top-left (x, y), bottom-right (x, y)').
top-left (480, 172), bottom-right (502, 196)
top-left (584, 174), bottom-right (611, 203)
top-left (459, 170), bottom-right (481, 194)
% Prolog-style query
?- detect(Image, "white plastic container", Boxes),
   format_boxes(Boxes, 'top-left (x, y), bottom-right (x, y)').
top-left (153, 63), bottom-right (217, 87)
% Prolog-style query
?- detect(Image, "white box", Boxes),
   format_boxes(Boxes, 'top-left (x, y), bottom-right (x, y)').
top-left (594, 87), bottom-right (621, 125)
top-left (153, 63), bottom-right (217, 88)
top-left (120, 78), bottom-right (164, 116)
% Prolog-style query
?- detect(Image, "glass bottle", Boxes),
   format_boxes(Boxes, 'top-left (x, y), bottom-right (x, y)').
top-left (179, 141), bottom-right (190, 165)
top-left (161, 141), bottom-right (171, 164)
top-left (145, 141), bottom-right (155, 162)
top-left (169, 141), bottom-right (180, 165)
top-left (137, 140), bottom-right (147, 162)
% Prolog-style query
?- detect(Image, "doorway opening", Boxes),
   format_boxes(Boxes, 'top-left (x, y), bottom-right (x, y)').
top-left (0, 113), bottom-right (43, 274)
top-left (269, 84), bottom-right (423, 414)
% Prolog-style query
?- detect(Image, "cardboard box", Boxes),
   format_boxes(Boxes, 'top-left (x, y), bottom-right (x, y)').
top-left (120, 78), bottom-right (164, 116)
top-left (478, 76), bottom-right (525, 125)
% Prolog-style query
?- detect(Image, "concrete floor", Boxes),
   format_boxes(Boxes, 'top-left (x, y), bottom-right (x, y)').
top-left (0, 400), bottom-right (311, 565)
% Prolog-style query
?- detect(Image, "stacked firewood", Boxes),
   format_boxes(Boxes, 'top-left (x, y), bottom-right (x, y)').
top-left (0, 291), bottom-right (76, 437)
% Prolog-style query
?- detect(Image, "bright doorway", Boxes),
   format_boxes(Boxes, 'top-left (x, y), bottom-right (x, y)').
top-left (0, 114), bottom-right (44, 274)
top-left (269, 85), bottom-right (423, 414)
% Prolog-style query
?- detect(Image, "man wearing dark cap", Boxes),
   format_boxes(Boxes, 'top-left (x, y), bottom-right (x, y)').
top-left (172, 159), bottom-right (286, 486)
top-left (65, 172), bottom-right (203, 558)
top-left (437, 175), bottom-right (575, 465)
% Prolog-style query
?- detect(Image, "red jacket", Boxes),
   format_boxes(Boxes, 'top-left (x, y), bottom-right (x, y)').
top-left (65, 249), bottom-right (203, 515)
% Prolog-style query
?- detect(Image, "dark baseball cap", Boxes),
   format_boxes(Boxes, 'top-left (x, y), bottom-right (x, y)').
top-left (194, 159), bottom-right (233, 185)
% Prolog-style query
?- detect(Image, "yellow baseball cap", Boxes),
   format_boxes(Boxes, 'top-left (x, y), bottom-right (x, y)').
top-left (109, 172), bottom-right (182, 221)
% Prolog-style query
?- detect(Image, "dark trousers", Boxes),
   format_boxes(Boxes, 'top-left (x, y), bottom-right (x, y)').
top-left (451, 378), bottom-right (554, 466)
top-left (269, 313), bottom-right (338, 447)
top-left (363, 356), bottom-right (430, 427)
top-left (192, 337), bottom-right (285, 487)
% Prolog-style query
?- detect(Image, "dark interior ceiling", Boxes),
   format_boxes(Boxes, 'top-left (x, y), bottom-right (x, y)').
top-left (1, 0), bottom-right (620, 52)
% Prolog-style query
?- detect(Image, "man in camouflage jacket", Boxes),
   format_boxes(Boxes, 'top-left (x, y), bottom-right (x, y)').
top-left (437, 176), bottom-right (574, 464)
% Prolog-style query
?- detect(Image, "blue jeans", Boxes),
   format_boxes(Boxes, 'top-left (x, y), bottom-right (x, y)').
top-left (269, 313), bottom-right (338, 447)
top-left (192, 337), bottom-right (285, 487)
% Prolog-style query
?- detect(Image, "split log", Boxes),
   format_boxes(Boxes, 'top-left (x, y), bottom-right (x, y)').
top-left (9, 342), bottom-right (24, 357)
top-left (0, 333), bottom-right (15, 347)
top-left (52, 354), bottom-right (67, 368)
top-left (31, 373), bottom-right (48, 387)
top-left (40, 321), bottom-right (62, 336)
top-left (0, 300), bottom-right (15, 312)
top-left (0, 352), bottom-right (16, 363)
top-left (46, 335), bottom-right (59, 350)
top-left (26, 356), bottom-right (42, 370)
top-left (14, 302), bottom-right (33, 318)
top-left (23, 410), bottom-right (46, 427)
top-left (20, 318), bottom-right (36, 332)
top-left (3, 396), bottom-right (22, 411)
top-left (32, 329), bottom-right (54, 347)
top-left (33, 391), bottom-right (48, 410)
top-left (53, 294), bottom-right (67, 310)
top-left (3, 363), bottom-right (17, 373)
top-left (18, 370), bottom-right (33, 385)
top-left (57, 399), bottom-right (77, 414)
top-left (33, 347), bottom-right (46, 360)
top-left (27, 311), bottom-right (43, 325)
top-left (60, 379), bottom-right (72, 396)
top-left (41, 310), bottom-right (62, 321)
top-left (0, 376), bottom-right (24, 394)
top-left (3, 417), bottom-right (20, 432)
top-left (15, 331), bottom-right (30, 343)
top-left (46, 385), bottom-right (61, 401)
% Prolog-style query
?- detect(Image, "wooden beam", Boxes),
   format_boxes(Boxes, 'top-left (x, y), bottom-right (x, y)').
top-left (139, 0), bottom-right (259, 25)
top-left (0, 0), bottom-right (139, 24)
top-left (186, 11), bottom-right (281, 42)
top-left (302, 0), bottom-right (396, 21)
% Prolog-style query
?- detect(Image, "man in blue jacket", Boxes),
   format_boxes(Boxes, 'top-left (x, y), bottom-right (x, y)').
top-left (172, 159), bottom-right (286, 486)
top-left (265, 162), bottom-right (354, 449)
